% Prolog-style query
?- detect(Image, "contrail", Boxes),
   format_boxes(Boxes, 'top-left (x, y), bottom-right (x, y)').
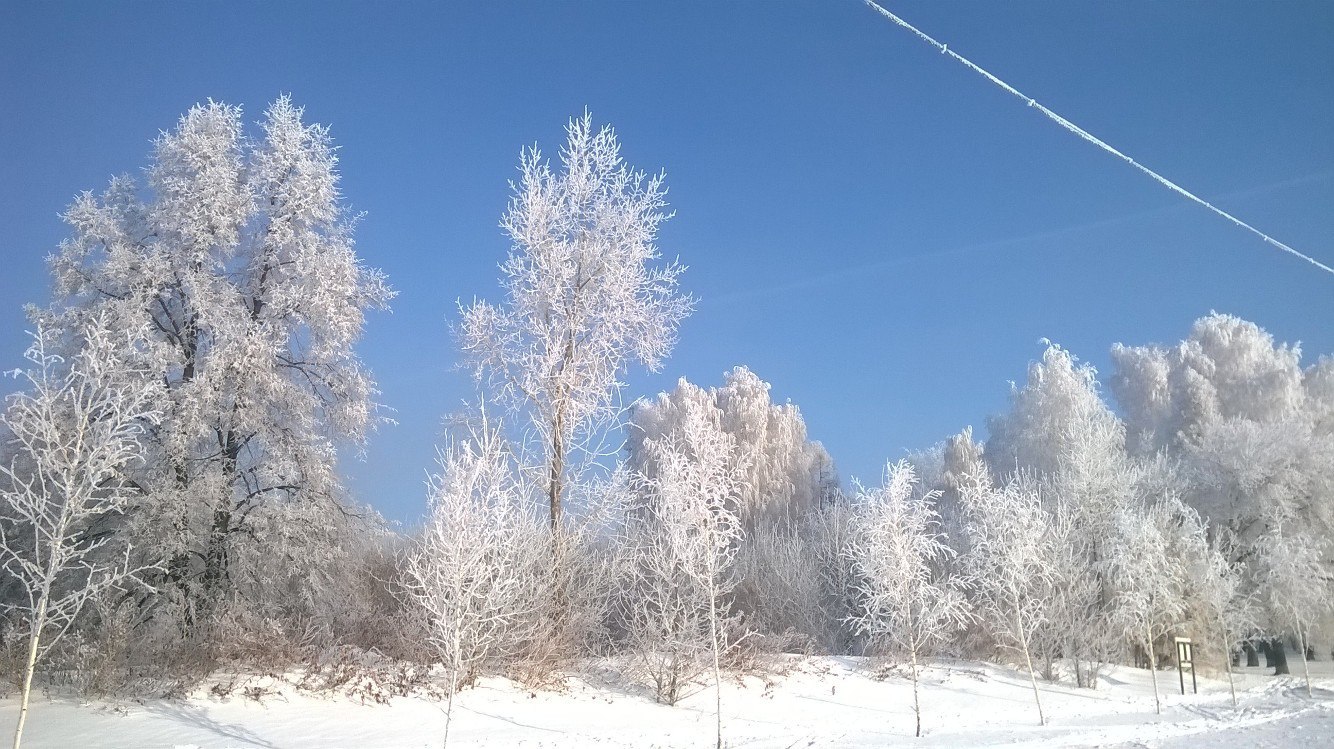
top-left (862, 0), bottom-right (1333, 276)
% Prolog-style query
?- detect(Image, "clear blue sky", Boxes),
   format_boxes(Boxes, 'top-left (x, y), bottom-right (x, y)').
top-left (3, 1), bottom-right (1332, 524)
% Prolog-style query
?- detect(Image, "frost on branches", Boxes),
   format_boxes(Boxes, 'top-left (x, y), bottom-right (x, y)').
top-left (844, 461), bottom-right (969, 738)
top-left (628, 367), bottom-right (837, 527)
top-left (0, 321), bottom-right (163, 748)
top-left (629, 368), bottom-right (840, 651)
top-left (458, 113), bottom-right (692, 533)
top-left (404, 416), bottom-right (550, 747)
top-left (960, 473), bottom-right (1053, 725)
top-left (625, 393), bottom-right (746, 748)
top-left (31, 97), bottom-right (393, 627)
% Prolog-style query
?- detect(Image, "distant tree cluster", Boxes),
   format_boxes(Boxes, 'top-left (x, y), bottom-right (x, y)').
top-left (2, 99), bottom-right (1331, 747)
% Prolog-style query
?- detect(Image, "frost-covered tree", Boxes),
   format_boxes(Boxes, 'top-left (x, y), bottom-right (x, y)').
top-left (0, 322), bottom-right (162, 748)
top-left (1102, 496), bottom-right (1194, 715)
top-left (1179, 527), bottom-right (1254, 707)
top-left (986, 343), bottom-right (1126, 482)
top-left (32, 98), bottom-right (393, 624)
top-left (1253, 521), bottom-right (1333, 697)
top-left (982, 342), bottom-right (1142, 686)
top-left (845, 461), bottom-right (970, 738)
top-left (404, 416), bottom-right (550, 746)
top-left (629, 367), bottom-right (836, 527)
top-left (1111, 314), bottom-right (1334, 660)
top-left (931, 428), bottom-right (987, 563)
top-left (628, 395), bottom-right (746, 748)
top-left (960, 474), bottom-right (1053, 725)
top-left (459, 113), bottom-right (692, 534)
top-left (1111, 313), bottom-right (1306, 456)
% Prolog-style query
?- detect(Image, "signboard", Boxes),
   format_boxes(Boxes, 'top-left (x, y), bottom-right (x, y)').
top-left (1175, 637), bottom-right (1197, 695)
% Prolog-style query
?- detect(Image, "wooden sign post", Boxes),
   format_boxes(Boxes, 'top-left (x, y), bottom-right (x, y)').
top-left (1175, 637), bottom-right (1197, 695)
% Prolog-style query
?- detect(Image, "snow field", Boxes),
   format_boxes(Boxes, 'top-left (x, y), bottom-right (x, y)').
top-left (2, 657), bottom-right (1331, 748)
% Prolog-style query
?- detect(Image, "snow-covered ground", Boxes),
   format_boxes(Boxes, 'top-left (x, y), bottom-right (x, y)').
top-left (2, 658), bottom-right (1331, 748)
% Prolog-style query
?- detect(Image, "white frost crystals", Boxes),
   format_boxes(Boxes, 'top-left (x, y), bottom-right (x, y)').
top-left (0, 320), bottom-right (164, 749)
top-left (33, 96), bottom-right (394, 627)
top-left (458, 112), bottom-right (692, 532)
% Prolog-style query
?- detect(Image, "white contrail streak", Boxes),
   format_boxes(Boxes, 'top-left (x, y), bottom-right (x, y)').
top-left (862, 0), bottom-right (1334, 276)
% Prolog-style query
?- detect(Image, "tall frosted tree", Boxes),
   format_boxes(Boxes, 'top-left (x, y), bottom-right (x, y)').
top-left (1254, 520), bottom-right (1333, 697)
top-left (459, 113), bottom-right (692, 534)
top-left (1102, 496), bottom-right (1194, 715)
top-left (31, 98), bottom-right (393, 624)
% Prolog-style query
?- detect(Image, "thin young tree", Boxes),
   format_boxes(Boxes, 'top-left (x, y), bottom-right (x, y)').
top-left (845, 461), bottom-right (971, 738)
top-left (403, 413), bottom-right (550, 748)
top-left (0, 322), bottom-right (162, 749)
top-left (634, 397), bottom-right (746, 749)
top-left (1102, 497), bottom-right (1191, 716)
top-left (459, 112), bottom-right (692, 535)
top-left (960, 473), bottom-right (1054, 725)
top-left (1180, 526), bottom-right (1254, 708)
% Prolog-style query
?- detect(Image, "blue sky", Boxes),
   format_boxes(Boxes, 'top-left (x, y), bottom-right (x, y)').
top-left (3, 1), bottom-right (1332, 524)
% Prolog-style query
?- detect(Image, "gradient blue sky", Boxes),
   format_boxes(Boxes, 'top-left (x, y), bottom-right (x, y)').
top-left (3, 1), bottom-right (1332, 524)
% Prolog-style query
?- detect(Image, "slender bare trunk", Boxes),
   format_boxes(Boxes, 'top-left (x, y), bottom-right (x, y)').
top-left (1298, 626), bottom-right (1313, 698)
top-left (1217, 615), bottom-right (1236, 708)
top-left (1145, 625), bottom-right (1160, 715)
top-left (1015, 605), bottom-right (1044, 726)
top-left (443, 624), bottom-right (462, 748)
top-left (548, 427), bottom-right (564, 535)
top-left (708, 562), bottom-right (723, 749)
top-left (910, 644), bottom-right (921, 738)
top-left (13, 592), bottom-right (50, 749)
top-left (443, 668), bottom-right (457, 749)
top-left (13, 623), bottom-right (40, 749)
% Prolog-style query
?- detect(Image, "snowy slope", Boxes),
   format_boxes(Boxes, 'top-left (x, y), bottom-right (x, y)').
top-left (1, 658), bottom-right (1330, 748)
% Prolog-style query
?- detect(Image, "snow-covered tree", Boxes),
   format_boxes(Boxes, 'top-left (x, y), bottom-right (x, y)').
top-left (1111, 313), bottom-right (1306, 456)
top-left (1253, 520), bottom-right (1333, 697)
top-left (845, 461), bottom-right (970, 738)
top-left (986, 343), bottom-right (1126, 481)
top-left (0, 322), bottom-right (163, 748)
top-left (459, 112), bottom-right (692, 534)
top-left (1179, 527), bottom-right (1254, 707)
top-left (1111, 314), bottom-right (1334, 660)
top-left (629, 367), bottom-right (836, 527)
top-left (960, 473), bottom-right (1053, 725)
top-left (1101, 496), bottom-right (1194, 715)
top-left (628, 395), bottom-right (746, 748)
top-left (404, 415), bottom-right (550, 746)
top-left (1036, 495), bottom-right (1113, 688)
top-left (32, 97), bottom-right (393, 624)
top-left (931, 428), bottom-right (987, 562)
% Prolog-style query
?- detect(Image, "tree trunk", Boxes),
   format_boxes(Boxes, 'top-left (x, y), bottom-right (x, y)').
top-left (1015, 606), bottom-right (1045, 726)
top-left (1217, 617), bottom-right (1237, 708)
top-left (1244, 641), bottom-right (1259, 667)
top-left (1145, 625), bottom-right (1161, 716)
top-left (12, 604), bottom-right (45, 749)
top-left (708, 573), bottom-right (724, 749)
top-left (910, 644), bottom-right (922, 738)
top-left (1271, 639), bottom-right (1290, 676)
top-left (547, 394), bottom-right (567, 537)
top-left (1298, 628), bottom-right (1312, 698)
